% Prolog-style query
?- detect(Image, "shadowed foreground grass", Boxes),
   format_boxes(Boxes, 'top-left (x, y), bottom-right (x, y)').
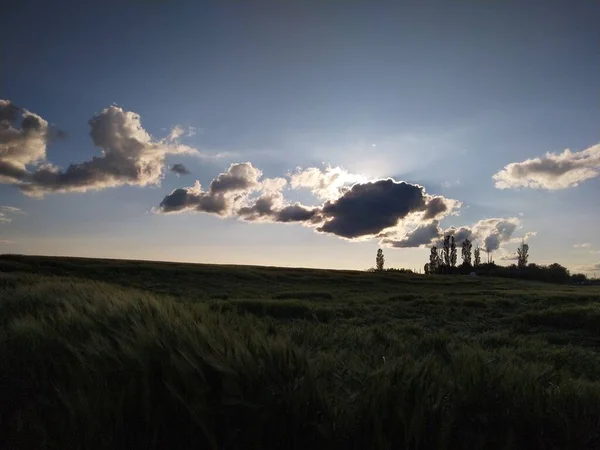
top-left (2, 255), bottom-right (600, 449)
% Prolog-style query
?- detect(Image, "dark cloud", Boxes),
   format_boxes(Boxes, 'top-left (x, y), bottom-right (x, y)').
top-left (169, 163), bottom-right (190, 176)
top-left (493, 143), bottom-right (600, 190)
top-left (158, 167), bottom-right (463, 243)
top-left (423, 196), bottom-right (452, 220)
top-left (383, 221), bottom-right (441, 248)
top-left (157, 163), bottom-right (263, 216)
top-left (276, 204), bottom-right (320, 223)
top-left (237, 193), bottom-right (319, 224)
top-left (237, 193), bottom-right (280, 220)
top-left (158, 182), bottom-right (228, 215)
top-left (317, 179), bottom-right (426, 239)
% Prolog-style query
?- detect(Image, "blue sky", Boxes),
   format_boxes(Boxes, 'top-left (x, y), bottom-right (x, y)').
top-left (1, 0), bottom-right (599, 273)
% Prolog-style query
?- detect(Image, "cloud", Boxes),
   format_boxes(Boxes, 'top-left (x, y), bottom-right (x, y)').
top-left (500, 253), bottom-right (519, 261)
top-left (157, 162), bottom-right (263, 216)
top-left (0, 206), bottom-right (22, 224)
top-left (209, 162), bottom-right (262, 194)
top-left (167, 125), bottom-right (197, 143)
top-left (574, 243), bottom-right (591, 248)
top-left (471, 217), bottom-right (520, 251)
top-left (316, 178), bottom-right (457, 239)
top-left (441, 179), bottom-right (461, 188)
top-left (422, 196), bottom-right (461, 220)
top-left (289, 166), bottom-right (367, 200)
top-left (383, 220), bottom-right (441, 248)
top-left (0, 99), bottom-right (50, 183)
top-left (0, 100), bottom-right (208, 197)
top-left (493, 143), bottom-right (600, 190)
top-left (157, 164), bottom-right (460, 242)
top-left (576, 263), bottom-right (600, 273)
top-left (169, 163), bottom-right (190, 176)
top-left (381, 216), bottom-right (527, 252)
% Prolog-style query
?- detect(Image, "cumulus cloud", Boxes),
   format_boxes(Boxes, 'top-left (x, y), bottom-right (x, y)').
top-left (383, 220), bottom-right (442, 248)
top-left (422, 196), bottom-right (461, 220)
top-left (157, 164), bottom-right (460, 241)
top-left (157, 162), bottom-right (263, 215)
top-left (169, 163), bottom-right (190, 176)
top-left (289, 166), bottom-right (367, 200)
top-left (316, 179), bottom-right (459, 239)
top-left (574, 243), bottom-right (591, 248)
top-left (381, 216), bottom-right (529, 252)
top-left (0, 100), bottom-right (207, 197)
top-left (0, 100), bottom-right (50, 183)
top-left (493, 143), bottom-right (600, 190)
top-left (471, 217), bottom-right (520, 251)
top-left (158, 162), bottom-right (321, 226)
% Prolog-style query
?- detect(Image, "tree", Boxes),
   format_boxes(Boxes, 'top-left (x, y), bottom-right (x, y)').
top-left (429, 246), bottom-right (439, 274)
top-left (443, 235), bottom-right (451, 268)
top-left (547, 263), bottom-right (570, 283)
top-left (474, 247), bottom-right (481, 267)
top-left (485, 247), bottom-right (494, 264)
top-left (571, 273), bottom-right (587, 283)
top-left (517, 241), bottom-right (529, 269)
top-left (450, 236), bottom-right (457, 268)
top-left (424, 263), bottom-right (430, 275)
top-left (376, 249), bottom-right (385, 271)
top-left (461, 239), bottom-right (472, 266)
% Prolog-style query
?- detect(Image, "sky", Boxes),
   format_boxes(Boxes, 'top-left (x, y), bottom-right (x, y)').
top-left (1, 0), bottom-right (599, 274)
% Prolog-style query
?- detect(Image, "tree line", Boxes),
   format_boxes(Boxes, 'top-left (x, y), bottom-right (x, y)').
top-left (373, 239), bottom-right (595, 285)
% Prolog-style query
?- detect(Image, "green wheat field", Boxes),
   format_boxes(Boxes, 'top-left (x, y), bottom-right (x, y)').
top-left (2, 254), bottom-right (600, 450)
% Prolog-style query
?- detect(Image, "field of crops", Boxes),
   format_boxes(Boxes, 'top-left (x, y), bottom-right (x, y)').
top-left (2, 254), bottom-right (600, 449)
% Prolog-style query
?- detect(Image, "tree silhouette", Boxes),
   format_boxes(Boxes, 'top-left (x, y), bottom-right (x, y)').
top-left (461, 239), bottom-right (472, 266)
top-left (429, 246), bottom-right (439, 274)
top-left (474, 247), bottom-right (481, 267)
top-left (485, 247), bottom-right (494, 264)
top-left (450, 236), bottom-right (457, 268)
top-left (376, 249), bottom-right (385, 271)
top-left (517, 241), bottom-right (529, 269)
top-left (443, 235), bottom-right (451, 268)
top-left (424, 263), bottom-right (430, 275)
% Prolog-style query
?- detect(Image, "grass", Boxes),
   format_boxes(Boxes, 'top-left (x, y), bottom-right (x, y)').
top-left (1, 254), bottom-right (600, 449)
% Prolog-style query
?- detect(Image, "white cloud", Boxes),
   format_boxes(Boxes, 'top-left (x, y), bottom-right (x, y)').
top-left (289, 166), bottom-right (367, 200)
top-left (574, 243), bottom-right (591, 248)
top-left (167, 125), bottom-right (197, 143)
top-left (0, 100), bottom-right (50, 183)
top-left (0, 206), bottom-right (22, 224)
top-left (0, 100), bottom-right (219, 197)
top-left (441, 179), bottom-right (462, 188)
top-left (381, 216), bottom-right (532, 252)
top-left (493, 143), bottom-right (600, 190)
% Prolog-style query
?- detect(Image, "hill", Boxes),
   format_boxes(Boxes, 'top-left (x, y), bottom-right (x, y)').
top-left (2, 254), bottom-right (600, 449)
